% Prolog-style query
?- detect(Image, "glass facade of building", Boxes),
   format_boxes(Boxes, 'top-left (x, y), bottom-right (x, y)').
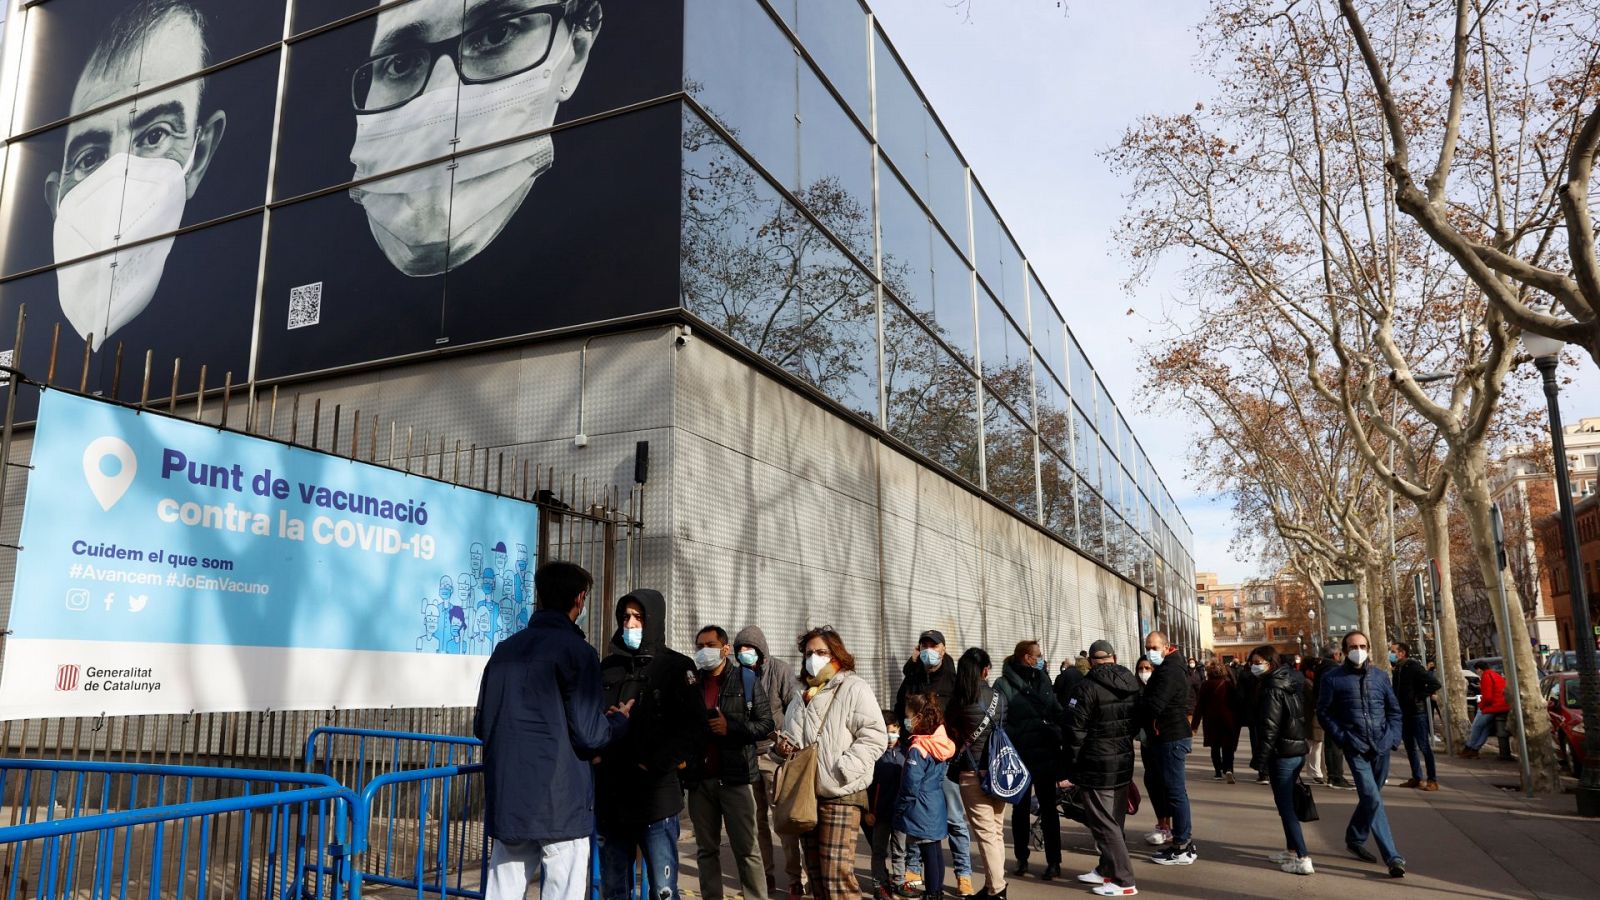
top-left (0, 0), bottom-right (1196, 648)
top-left (681, 0), bottom-right (1196, 645)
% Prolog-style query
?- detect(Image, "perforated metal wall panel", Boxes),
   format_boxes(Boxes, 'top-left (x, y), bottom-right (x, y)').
top-left (670, 338), bottom-right (1144, 699)
top-left (0, 326), bottom-right (1145, 711)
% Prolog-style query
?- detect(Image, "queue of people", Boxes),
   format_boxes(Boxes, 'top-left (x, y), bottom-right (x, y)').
top-left (474, 563), bottom-right (1419, 900)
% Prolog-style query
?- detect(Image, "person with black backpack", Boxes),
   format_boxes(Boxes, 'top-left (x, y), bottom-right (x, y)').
top-left (684, 625), bottom-right (775, 900)
top-left (946, 647), bottom-right (1012, 900)
top-left (1389, 642), bottom-right (1441, 791)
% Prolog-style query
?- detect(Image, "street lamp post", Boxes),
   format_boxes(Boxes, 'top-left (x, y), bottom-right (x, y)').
top-left (1523, 332), bottom-right (1600, 816)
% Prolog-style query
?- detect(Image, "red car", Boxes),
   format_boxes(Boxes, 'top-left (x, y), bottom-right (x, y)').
top-left (1545, 673), bottom-right (1587, 777)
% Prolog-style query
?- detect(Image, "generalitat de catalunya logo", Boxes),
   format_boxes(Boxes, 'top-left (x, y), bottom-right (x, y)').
top-left (82, 436), bottom-right (137, 511)
top-left (56, 664), bottom-right (80, 692)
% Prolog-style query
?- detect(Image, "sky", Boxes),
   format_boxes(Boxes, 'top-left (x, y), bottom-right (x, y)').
top-left (868, 0), bottom-right (1600, 584)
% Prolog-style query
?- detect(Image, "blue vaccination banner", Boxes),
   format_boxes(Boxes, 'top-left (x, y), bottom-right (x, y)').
top-left (0, 390), bottom-right (537, 718)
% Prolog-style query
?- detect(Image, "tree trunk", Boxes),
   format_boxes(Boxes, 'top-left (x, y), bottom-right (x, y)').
top-left (1420, 501), bottom-right (1472, 744)
top-left (1451, 453), bottom-right (1563, 793)
top-left (1362, 561), bottom-right (1391, 671)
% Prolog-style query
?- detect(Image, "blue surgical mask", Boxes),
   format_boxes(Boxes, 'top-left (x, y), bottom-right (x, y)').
top-left (903, 717), bottom-right (914, 732)
top-left (1250, 663), bottom-right (1267, 676)
top-left (623, 627), bottom-right (643, 650)
top-left (1145, 649), bottom-right (1164, 666)
top-left (1388, 652), bottom-right (1399, 664)
top-left (920, 648), bottom-right (943, 668)
top-left (1034, 658), bottom-right (1047, 672)
top-left (737, 649), bottom-right (760, 667)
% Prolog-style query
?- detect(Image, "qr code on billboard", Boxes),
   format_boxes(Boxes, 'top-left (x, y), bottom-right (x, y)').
top-left (288, 282), bottom-right (322, 329)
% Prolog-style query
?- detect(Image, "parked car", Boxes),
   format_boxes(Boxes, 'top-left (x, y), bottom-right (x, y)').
top-left (1545, 650), bottom-right (1580, 673)
top-left (1544, 673), bottom-right (1587, 777)
top-left (1466, 656), bottom-right (1505, 675)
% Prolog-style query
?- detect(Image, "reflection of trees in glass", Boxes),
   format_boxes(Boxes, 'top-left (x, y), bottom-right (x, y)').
top-left (681, 111), bottom-right (876, 419)
top-left (882, 301), bottom-right (981, 483)
top-left (984, 392), bottom-right (1038, 518)
top-left (1076, 479), bottom-right (1105, 560)
top-left (1040, 451), bottom-right (1078, 545)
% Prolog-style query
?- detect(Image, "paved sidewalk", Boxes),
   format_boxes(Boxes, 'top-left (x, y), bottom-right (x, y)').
top-left (675, 747), bottom-right (1600, 900)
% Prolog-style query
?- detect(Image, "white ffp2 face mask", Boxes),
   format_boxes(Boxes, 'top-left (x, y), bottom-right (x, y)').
top-left (1347, 648), bottom-right (1369, 667)
top-left (348, 40), bottom-right (570, 276)
top-left (53, 153), bottom-right (190, 346)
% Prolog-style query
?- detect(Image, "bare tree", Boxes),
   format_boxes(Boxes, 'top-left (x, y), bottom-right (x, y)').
top-left (1109, 0), bottom-right (1562, 785)
top-left (1334, 0), bottom-right (1600, 368)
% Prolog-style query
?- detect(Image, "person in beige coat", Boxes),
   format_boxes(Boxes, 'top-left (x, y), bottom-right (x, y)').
top-left (775, 627), bottom-right (887, 900)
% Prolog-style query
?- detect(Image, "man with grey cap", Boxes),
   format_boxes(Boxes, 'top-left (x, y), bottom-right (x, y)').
top-left (893, 629), bottom-right (974, 896)
top-left (1060, 640), bottom-right (1141, 896)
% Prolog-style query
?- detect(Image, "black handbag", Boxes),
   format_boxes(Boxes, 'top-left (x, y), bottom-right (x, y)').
top-left (1292, 778), bottom-right (1319, 822)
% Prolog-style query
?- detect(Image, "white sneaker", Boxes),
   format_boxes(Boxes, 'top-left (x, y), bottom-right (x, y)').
top-left (1076, 870), bottom-right (1108, 885)
top-left (1143, 828), bottom-right (1171, 846)
top-left (1281, 856), bottom-right (1314, 875)
top-left (1267, 850), bottom-right (1296, 864)
top-left (1091, 883), bottom-right (1138, 896)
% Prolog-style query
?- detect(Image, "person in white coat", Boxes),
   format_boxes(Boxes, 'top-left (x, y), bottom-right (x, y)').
top-left (775, 627), bottom-right (887, 900)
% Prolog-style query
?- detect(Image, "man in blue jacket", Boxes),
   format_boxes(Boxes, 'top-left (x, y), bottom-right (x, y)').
top-left (1315, 630), bottom-right (1406, 878)
top-left (475, 561), bottom-right (633, 900)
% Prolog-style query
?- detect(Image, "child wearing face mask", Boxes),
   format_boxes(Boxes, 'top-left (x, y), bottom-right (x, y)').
top-left (895, 693), bottom-right (955, 899)
top-left (867, 713), bottom-right (908, 900)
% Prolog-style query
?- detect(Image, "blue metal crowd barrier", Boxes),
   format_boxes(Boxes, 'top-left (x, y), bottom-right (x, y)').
top-left (0, 734), bottom-right (656, 900)
top-left (302, 727), bottom-right (482, 794)
top-left (347, 763), bottom-right (487, 899)
top-left (0, 758), bottom-right (354, 900)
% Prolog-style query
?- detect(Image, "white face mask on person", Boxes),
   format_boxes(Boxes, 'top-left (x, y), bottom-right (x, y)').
top-left (348, 40), bottom-right (570, 276)
top-left (1250, 663), bottom-right (1268, 676)
top-left (1347, 648), bottom-right (1370, 667)
top-left (805, 654), bottom-right (830, 678)
top-left (53, 152), bottom-right (192, 347)
top-left (694, 646), bottom-right (724, 671)
top-left (1137, 671), bottom-right (1152, 684)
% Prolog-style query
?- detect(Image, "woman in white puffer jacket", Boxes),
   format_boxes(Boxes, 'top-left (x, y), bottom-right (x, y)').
top-left (775, 626), bottom-right (887, 900)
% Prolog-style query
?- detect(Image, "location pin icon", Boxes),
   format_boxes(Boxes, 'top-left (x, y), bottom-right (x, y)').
top-left (82, 436), bottom-right (138, 511)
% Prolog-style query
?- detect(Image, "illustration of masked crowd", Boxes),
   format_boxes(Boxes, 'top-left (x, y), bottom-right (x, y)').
top-left (416, 540), bottom-right (532, 655)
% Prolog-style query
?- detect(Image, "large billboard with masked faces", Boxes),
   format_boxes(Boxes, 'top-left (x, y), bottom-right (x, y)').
top-left (0, 0), bottom-right (683, 399)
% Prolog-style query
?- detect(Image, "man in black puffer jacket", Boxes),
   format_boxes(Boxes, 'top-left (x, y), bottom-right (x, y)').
top-left (594, 590), bottom-right (702, 900)
top-left (1060, 640), bottom-right (1141, 894)
top-left (1138, 631), bottom-right (1197, 866)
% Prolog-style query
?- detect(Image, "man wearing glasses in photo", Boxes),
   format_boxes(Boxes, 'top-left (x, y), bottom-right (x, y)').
top-left (348, 0), bottom-right (601, 276)
top-left (1314, 630), bottom-right (1407, 878)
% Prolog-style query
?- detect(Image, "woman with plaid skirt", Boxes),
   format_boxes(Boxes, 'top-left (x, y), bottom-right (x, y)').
top-left (775, 627), bottom-right (888, 900)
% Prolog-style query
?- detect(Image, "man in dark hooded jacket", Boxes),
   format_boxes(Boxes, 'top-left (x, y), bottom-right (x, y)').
top-left (595, 589), bottom-right (701, 900)
top-left (1060, 640), bottom-right (1140, 894)
top-left (734, 625), bottom-right (801, 896)
top-left (997, 641), bottom-right (1064, 879)
top-left (475, 561), bottom-right (632, 900)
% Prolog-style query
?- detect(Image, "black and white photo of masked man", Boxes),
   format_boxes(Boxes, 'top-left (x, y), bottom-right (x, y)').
top-left (348, 0), bottom-right (601, 277)
top-left (45, 0), bottom-right (227, 349)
